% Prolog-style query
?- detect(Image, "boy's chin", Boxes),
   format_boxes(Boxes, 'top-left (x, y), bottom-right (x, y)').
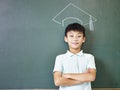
top-left (71, 47), bottom-right (80, 50)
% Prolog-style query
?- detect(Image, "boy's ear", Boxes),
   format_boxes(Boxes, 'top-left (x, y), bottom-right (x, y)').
top-left (64, 36), bottom-right (68, 42)
top-left (83, 37), bottom-right (86, 43)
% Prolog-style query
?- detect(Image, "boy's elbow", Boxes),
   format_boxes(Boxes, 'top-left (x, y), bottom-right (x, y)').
top-left (54, 79), bottom-right (61, 86)
top-left (54, 81), bottom-right (60, 86)
top-left (89, 75), bottom-right (96, 82)
top-left (90, 76), bottom-right (96, 82)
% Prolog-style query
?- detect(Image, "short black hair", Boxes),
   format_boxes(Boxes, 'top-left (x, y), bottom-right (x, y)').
top-left (65, 23), bottom-right (85, 37)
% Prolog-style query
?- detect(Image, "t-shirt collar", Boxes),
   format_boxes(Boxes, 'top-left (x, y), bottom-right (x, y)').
top-left (66, 50), bottom-right (83, 57)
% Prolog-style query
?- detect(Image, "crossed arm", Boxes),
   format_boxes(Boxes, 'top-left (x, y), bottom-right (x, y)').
top-left (53, 68), bottom-right (96, 86)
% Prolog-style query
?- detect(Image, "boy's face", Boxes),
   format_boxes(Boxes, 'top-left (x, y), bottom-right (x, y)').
top-left (64, 30), bottom-right (85, 50)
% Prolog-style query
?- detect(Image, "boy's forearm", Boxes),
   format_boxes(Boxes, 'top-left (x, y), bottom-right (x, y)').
top-left (63, 69), bottom-right (96, 83)
top-left (63, 73), bottom-right (95, 82)
top-left (59, 77), bottom-right (82, 86)
top-left (55, 76), bottom-right (82, 86)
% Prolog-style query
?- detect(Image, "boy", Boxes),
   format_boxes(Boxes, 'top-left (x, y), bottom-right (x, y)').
top-left (53, 23), bottom-right (96, 90)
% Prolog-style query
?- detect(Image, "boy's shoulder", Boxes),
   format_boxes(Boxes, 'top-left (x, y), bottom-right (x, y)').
top-left (55, 51), bottom-right (70, 60)
top-left (83, 52), bottom-right (93, 55)
top-left (83, 52), bottom-right (94, 58)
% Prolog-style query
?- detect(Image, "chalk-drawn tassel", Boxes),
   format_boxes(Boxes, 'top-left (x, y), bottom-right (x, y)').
top-left (89, 15), bottom-right (94, 31)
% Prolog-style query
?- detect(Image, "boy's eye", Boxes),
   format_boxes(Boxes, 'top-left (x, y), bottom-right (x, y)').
top-left (78, 35), bottom-right (81, 37)
top-left (69, 35), bottom-right (74, 37)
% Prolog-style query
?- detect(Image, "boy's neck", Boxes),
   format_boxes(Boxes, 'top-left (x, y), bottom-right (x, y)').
top-left (69, 48), bottom-right (81, 54)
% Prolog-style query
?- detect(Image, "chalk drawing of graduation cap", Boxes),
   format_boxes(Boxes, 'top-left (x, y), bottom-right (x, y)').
top-left (52, 3), bottom-right (97, 31)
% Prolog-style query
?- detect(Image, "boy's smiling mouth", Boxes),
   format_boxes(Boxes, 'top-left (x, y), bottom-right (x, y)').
top-left (71, 42), bottom-right (79, 45)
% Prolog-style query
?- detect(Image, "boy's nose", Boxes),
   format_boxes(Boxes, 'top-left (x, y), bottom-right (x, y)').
top-left (73, 36), bottom-right (78, 40)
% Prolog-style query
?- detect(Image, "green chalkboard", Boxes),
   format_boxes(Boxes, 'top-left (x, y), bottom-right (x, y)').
top-left (0, 0), bottom-right (120, 88)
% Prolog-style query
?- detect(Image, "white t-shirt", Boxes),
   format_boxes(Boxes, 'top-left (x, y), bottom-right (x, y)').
top-left (53, 50), bottom-right (96, 90)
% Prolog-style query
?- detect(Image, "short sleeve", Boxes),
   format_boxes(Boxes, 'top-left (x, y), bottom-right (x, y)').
top-left (87, 55), bottom-right (96, 69)
top-left (53, 55), bottom-right (63, 73)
